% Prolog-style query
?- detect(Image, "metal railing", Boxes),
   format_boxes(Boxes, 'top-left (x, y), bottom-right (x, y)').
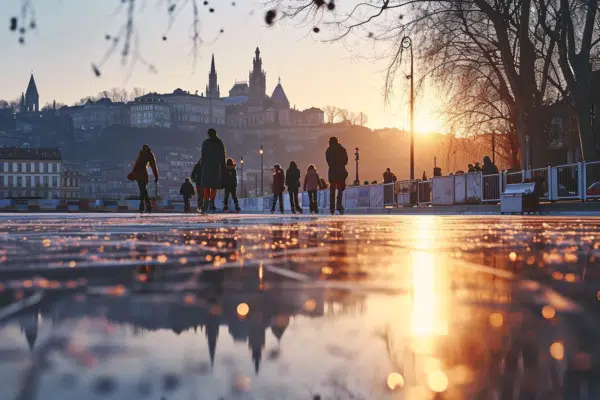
top-left (530, 167), bottom-right (550, 200)
top-left (417, 180), bottom-right (432, 204)
top-left (555, 163), bottom-right (581, 200)
top-left (482, 174), bottom-right (501, 202)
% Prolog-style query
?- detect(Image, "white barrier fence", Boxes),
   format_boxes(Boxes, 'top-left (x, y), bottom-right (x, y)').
top-left (234, 161), bottom-right (599, 212)
top-left (3, 162), bottom-right (599, 212)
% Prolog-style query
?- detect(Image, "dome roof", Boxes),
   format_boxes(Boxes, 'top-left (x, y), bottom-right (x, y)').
top-left (271, 78), bottom-right (290, 109)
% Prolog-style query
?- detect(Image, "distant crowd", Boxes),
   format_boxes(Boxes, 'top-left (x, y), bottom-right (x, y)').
top-left (127, 129), bottom-right (350, 215)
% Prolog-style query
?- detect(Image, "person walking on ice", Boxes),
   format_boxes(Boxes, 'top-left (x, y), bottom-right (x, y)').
top-left (127, 144), bottom-right (159, 214)
top-left (200, 128), bottom-right (225, 214)
top-left (223, 158), bottom-right (241, 212)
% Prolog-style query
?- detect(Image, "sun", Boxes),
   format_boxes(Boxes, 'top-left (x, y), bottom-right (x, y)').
top-left (414, 113), bottom-right (443, 134)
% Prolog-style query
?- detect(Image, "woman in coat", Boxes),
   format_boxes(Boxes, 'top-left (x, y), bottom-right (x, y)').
top-left (127, 144), bottom-right (159, 214)
top-left (200, 128), bottom-right (226, 213)
top-left (303, 164), bottom-right (320, 213)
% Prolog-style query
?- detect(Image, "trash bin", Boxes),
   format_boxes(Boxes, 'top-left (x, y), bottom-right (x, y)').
top-left (500, 182), bottom-right (539, 214)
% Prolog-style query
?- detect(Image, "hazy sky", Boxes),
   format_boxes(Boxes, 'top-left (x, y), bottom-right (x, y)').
top-left (1, 0), bottom-right (442, 131)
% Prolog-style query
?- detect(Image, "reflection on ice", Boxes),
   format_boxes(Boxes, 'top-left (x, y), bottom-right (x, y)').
top-left (0, 214), bottom-right (599, 399)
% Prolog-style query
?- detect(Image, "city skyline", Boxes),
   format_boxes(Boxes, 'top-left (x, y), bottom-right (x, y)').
top-left (1, 0), bottom-right (444, 133)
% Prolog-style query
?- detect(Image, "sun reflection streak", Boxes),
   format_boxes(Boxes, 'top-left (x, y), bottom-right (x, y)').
top-left (410, 217), bottom-right (449, 338)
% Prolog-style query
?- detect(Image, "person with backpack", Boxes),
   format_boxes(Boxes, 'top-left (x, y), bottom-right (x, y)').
top-left (286, 161), bottom-right (302, 214)
top-left (271, 164), bottom-right (285, 214)
top-left (223, 158), bottom-right (241, 212)
top-left (179, 178), bottom-right (195, 213)
top-left (303, 164), bottom-right (320, 214)
top-left (127, 144), bottom-right (159, 214)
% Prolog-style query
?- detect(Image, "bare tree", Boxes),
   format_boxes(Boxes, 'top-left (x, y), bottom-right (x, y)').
top-left (338, 108), bottom-right (351, 122)
top-left (0, 100), bottom-right (10, 109)
top-left (323, 105), bottom-right (341, 123)
top-left (356, 112), bottom-right (368, 126)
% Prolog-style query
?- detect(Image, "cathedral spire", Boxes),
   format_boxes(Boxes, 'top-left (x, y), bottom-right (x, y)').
top-left (206, 54), bottom-right (220, 99)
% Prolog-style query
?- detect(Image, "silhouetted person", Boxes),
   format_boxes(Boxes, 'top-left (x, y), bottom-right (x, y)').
top-left (383, 168), bottom-right (397, 184)
top-left (180, 178), bottom-right (195, 213)
top-left (383, 167), bottom-right (397, 206)
top-left (191, 158), bottom-right (204, 212)
top-left (200, 128), bottom-right (225, 213)
top-left (468, 164), bottom-right (475, 173)
top-left (286, 161), bottom-right (302, 214)
top-left (304, 164), bottom-right (320, 214)
top-left (318, 178), bottom-right (328, 190)
top-left (223, 158), bottom-right (241, 212)
top-left (482, 155), bottom-right (499, 175)
top-left (271, 164), bottom-right (285, 214)
top-left (127, 144), bottom-right (158, 214)
top-left (474, 162), bottom-right (482, 172)
top-left (325, 136), bottom-right (348, 214)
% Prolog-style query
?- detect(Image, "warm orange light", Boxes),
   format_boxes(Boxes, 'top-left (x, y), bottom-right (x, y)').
top-left (565, 273), bottom-right (576, 282)
top-left (509, 252), bottom-right (517, 262)
top-left (550, 342), bottom-right (564, 360)
top-left (542, 305), bottom-right (556, 319)
top-left (489, 313), bottom-right (503, 328)
top-left (237, 302), bottom-right (250, 317)
top-left (303, 299), bottom-right (317, 312)
top-left (321, 266), bottom-right (333, 275)
top-left (386, 372), bottom-right (405, 390)
top-left (427, 370), bottom-right (448, 393)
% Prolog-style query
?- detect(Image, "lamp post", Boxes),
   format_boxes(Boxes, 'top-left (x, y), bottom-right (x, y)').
top-left (240, 156), bottom-right (244, 198)
top-left (401, 36), bottom-right (415, 181)
top-left (355, 147), bottom-right (360, 184)
top-left (259, 145), bottom-right (264, 197)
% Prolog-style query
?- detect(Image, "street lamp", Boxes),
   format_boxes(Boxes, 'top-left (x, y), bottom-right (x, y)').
top-left (354, 147), bottom-right (360, 185)
top-left (401, 36), bottom-right (415, 181)
top-left (240, 156), bottom-right (244, 198)
top-left (259, 145), bottom-right (264, 197)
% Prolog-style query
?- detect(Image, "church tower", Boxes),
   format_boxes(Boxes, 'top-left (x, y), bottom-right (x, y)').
top-left (25, 74), bottom-right (39, 112)
top-left (248, 47), bottom-right (266, 103)
top-left (205, 54), bottom-right (220, 99)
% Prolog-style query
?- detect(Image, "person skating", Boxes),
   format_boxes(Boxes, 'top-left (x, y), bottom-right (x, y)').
top-left (271, 164), bottom-right (285, 214)
top-left (303, 164), bottom-right (320, 214)
top-left (127, 144), bottom-right (159, 214)
top-left (200, 128), bottom-right (226, 213)
top-left (223, 158), bottom-right (241, 212)
top-left (325, 136), bottom-right (348, 215)
top-left (179, 178), bottom-right (195, 213)
top-left (191, 159), bottom-right (204, 213)
top-left (286, 161), bottom-right (302, 214)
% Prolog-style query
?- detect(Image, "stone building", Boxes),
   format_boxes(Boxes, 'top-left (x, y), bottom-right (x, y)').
top-left (222, 48), bottom-right (324, 128)
top-left (60, 98), bottom-right (129, 130)
top-left (0, 147), bottom-right (62, 199)
top-left (129, 94), bottom-right (172, 128)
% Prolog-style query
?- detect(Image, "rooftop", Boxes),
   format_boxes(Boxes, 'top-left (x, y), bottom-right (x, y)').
top-left (0, 147), bottom-right (62, 161)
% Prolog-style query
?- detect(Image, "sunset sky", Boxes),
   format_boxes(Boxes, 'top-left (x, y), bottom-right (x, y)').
top-left (1, 0), bottom-right (443, 132)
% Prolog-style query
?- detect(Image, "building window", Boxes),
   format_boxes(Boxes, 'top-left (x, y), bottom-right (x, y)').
top-left (25, 176), bottom-right (31, 188)
top-left (34, 176), bottom-right (40, 186)
top-left (44, 163), bottom-right (49, 173)
top-left (43, 176), bottom-right (49, 187)
top-left (16, 176), bottom-right (22, 187)
top-left (52, 176), bottom-right (58, 188)
top-left (8, 176), bottom-right (13, 187)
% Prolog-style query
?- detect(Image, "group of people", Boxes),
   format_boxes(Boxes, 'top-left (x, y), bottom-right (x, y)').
top-left (128, 130), bottom-right (350, 215)
top-left (455, 156), bottom-right (499, 176)
top-left (266, 136), bottom-right (349, 214)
